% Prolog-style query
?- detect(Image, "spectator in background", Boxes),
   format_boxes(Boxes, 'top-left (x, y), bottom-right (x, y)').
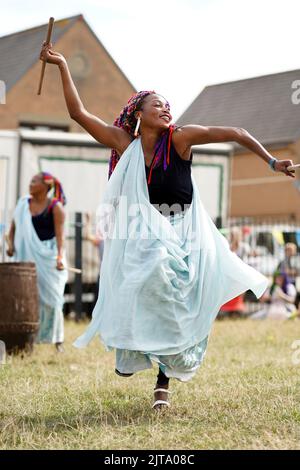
top-left (295, 292), bottom-right (300, 318)
top-left (219, 227), bottom-right (248, 319)
top-left (290, 292), bottom-right (300, 320)
top-left (230, 226), bottom-right (252, 261)
top-left (84, 213), bottom-right (104, 309)
top-left (85, 213), bottom-right (104, 267)
top-left (277, 242), bottom-right (299, 286)
top-left (251, 271), bottom-right (296, 320)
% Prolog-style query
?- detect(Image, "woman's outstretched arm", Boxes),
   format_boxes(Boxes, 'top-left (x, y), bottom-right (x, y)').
top-left (173, 125), bottom-right (295, 178)
top-left (39, 43), bottom-right (131, 154)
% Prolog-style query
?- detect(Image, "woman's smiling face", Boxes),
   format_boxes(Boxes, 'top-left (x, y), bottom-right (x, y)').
top-left (137, 94), bottom-right (173, 131)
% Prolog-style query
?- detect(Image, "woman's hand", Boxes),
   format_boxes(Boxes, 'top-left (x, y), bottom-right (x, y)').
top-left (274, 159), bottom-right (295, 178)
top-left (39, 41), bottom-right (66, 66)
top-left (5, 234), bottom-right (14, 257)
top-left (56, 255), bottom-right (65, 271)
top-left (6, 247), bottom-right (14, 257)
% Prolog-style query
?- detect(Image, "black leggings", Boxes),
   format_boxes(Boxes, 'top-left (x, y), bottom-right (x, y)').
top-left (115, 366), bottom-right (169, 385)
top-left (156, 367), bottom-right (169, 387)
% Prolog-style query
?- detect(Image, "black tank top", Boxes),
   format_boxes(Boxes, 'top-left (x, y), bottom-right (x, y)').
top-left (145, 141), bottom-right (193, 215)
top-left (30, 200), bottom-right (56, 241)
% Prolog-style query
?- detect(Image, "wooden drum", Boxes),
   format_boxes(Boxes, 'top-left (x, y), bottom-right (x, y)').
top-left (0, 262), bottom-right (39, 353)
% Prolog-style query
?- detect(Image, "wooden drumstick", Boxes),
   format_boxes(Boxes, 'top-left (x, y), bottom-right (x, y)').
top-left (66, 266), bottom-right (82, 274)
top-left (57, 265), bottom-right (82, 274)
top-left (37, 17), bottom-right (55, 95)
top-left (287, 164), bottom-right (300, 171)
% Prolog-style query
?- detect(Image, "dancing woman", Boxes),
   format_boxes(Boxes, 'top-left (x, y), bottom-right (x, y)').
top-left (39, 42), bottom-right (294, 409)
top-left (7, 172), bottom-right (68, 352)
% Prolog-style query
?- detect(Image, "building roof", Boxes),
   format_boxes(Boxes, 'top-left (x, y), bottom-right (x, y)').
top-left (0, 15), bottom-right (80, 92)
top-left (0, 14), bottom-right (135, 93)
top-left (177, 70), bottom-right (300, 146)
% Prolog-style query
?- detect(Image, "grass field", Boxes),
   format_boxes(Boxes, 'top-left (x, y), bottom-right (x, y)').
top-left (0, 318), bottom-right (299, 450)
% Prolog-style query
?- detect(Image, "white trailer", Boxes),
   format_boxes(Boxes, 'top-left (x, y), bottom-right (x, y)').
top-left (1, 129), bottom-right (232, 214)
top-left (0, 129), bottom-right (232, 268)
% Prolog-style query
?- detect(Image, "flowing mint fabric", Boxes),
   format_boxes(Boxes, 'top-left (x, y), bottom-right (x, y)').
top-left (74, 138), bottom-right (268, 355)
top-left (13, 197), bottom-right (67, 343)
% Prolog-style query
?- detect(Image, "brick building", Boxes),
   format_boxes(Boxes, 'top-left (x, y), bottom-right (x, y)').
top-left (178, 71), bottom-right (300, 221)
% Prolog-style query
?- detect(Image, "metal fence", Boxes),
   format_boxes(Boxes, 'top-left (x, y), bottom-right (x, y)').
top-left (64, 212), bottom-right (300, 316)
top-left (226, 216), bottom-right (300, 276)
top-left (64, 212), bottom-right (100, 318)
top-left (1, 210), bottom-right (300, 317)
top-left (222, 216), bottom-right (300, 314)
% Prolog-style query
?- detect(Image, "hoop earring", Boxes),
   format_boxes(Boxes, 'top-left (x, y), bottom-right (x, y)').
top-left (134, 117), bottom-right (141, 137)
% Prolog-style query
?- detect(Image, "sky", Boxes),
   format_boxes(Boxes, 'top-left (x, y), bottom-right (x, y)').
top-left (1, 0), bottom-right (300, 119)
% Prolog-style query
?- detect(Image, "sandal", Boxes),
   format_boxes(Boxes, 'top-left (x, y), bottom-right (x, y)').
top-left (152, 388), bottom-right (172, 410)
top-left (115, 369), bottom-right (134, 377)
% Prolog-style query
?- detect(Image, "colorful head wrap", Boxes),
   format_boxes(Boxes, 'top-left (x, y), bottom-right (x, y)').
top-left (41, 172), bottom-right (67, 207)
top-left (109, 90), bottom-right (176, 183)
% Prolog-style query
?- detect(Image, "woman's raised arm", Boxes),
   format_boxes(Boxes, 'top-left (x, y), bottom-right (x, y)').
top-left (39, 43), bottom-right (131, 153)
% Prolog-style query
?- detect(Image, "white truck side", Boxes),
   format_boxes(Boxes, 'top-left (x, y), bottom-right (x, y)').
top-left (0, 129), bottom-right (232, 266)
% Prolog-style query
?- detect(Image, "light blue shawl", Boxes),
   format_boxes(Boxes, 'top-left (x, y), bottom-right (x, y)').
top-left (13, 197), bottom-right (67, 309)
top-left (74, 138), bottom-right (268, 355)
